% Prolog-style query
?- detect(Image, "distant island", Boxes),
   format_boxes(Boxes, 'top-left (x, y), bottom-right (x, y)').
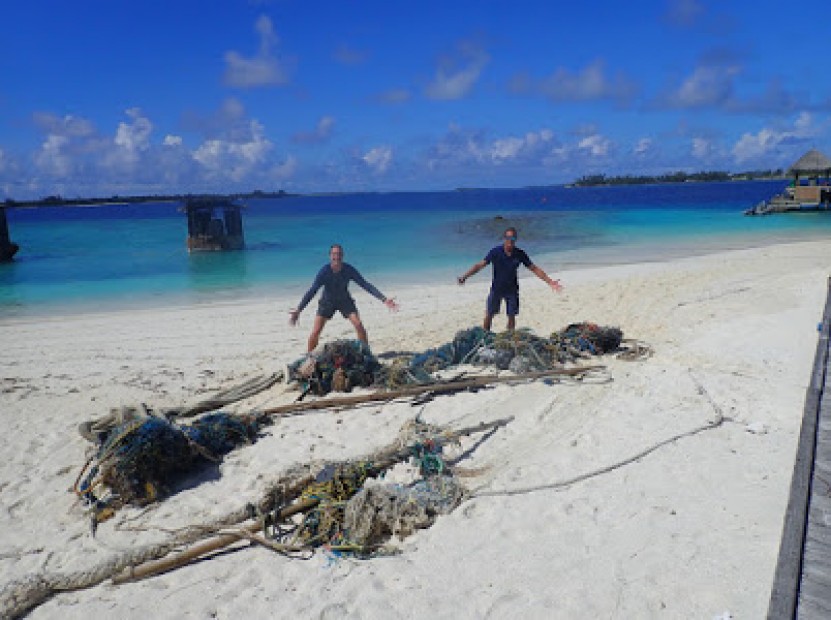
top-left (2, 189), bottom-right (296, 209)
top-left (571, 169), bottom-right (786, 187)
top-left (2, 171), bottom-right (793, 207)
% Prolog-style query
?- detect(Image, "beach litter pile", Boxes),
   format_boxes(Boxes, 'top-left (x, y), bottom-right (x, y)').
top-left (75, 410), bottom-right (260, 526)
top-left (267, 418), bottom-right (467, 553)
top-left (71, 323), bottom-right (647, 528)
top-left (290, 322), bottom-right (648, 393)
top-left (287, 339), bottom-right (381, 397)
top-left (2, 417), bottom-right (510, 619)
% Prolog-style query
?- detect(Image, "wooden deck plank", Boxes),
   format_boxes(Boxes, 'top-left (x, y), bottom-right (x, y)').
top-left (768, 277), bottom-right (831, 619)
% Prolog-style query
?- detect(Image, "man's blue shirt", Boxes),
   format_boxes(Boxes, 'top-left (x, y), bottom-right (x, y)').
top-left (484, 246), bottom-right (533, 294)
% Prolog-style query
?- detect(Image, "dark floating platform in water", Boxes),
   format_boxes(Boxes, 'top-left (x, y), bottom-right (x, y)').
top-left (183, 198), bottom-right (245, 252)
top-left (768, 276), bottom-right (831, 619)
top-left (0, 206), bottom-right (19, 261)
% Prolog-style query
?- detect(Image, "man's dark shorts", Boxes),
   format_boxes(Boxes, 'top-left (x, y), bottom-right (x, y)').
top-left (317, 296), bottom-right (358, 319)
top-left (486, 290), bottom-right (519, 316)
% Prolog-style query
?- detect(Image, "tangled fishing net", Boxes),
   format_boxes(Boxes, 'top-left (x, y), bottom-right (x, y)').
top-left (287, 322), bottom-right (642, 394)
top-left (266, 420), bottom-right (466, 554)
top-left (343, 477), bottom-right (465, 547)
top-left (287, 339), bottom-right (381, 396)
top-left (76, 413), bottom-right (260, 524)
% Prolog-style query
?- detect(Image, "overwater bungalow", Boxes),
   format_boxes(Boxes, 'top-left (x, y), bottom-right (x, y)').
top-left (0, 206), bottom-right (20, 261)
top-left (746, 149), bottom-right (831, 215)
top-left (183, 198), bottom-right (245, 252)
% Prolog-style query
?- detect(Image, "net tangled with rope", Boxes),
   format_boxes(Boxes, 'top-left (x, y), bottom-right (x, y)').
top-left (375, 323), bottom-right (646, 389)
top-left (287, 339), bottom-right (381, 396)
top-left (266, 421), bottom-right (465, 554)
top-left (76, 413), bottom-right (260, 525)
top-left (287, 323), bottom-right (649, 393)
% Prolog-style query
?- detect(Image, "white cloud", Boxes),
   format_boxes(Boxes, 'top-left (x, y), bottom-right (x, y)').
top-left (362, 146), bottom-right (393, 173)
top-left (271, 156), bottom-right (297, 180)
top-left (425, 125), bottom-right (560, 170)
top-left (163, 135), bottom-right (183, 146)
top-left (425, 41), bottom-right (489, 101)
top-left (223, 15), bottom-right (292, 88)
top-left (578, 134), bottom-right (612, 157)
top-left (192, 119), bottom-right (274, 181)
top-left (35, 134), bottom-right (73, 177)
top-left (511, 60), bottom-right (637, 104)
top-left (114, 108), bottom-right (152, 153)
top-left (102, 108), bottom-right (155, 172)
top-left (634, 138), bottom-right (653, 156)
top-left (490, 130), bottom-right (556, 163)
top-left (291, 116), bottom-right (335, 144)
top-left (691, 137), bottom-right (714, 159)
top-left (732, 112), bottom-right (819, 163)
top-left (32, 113), bottom-right (95, 138)
top-left (490, 137), bottom-right (524, 162)
top-left (664, 64), bottom-right (740, 108)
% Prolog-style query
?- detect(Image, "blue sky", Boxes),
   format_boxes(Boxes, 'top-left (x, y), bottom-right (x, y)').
top-left (2, 0), bottom-right (830, 199)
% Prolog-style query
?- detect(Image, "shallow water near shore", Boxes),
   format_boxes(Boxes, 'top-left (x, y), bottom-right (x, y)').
top-left (1, 179), bottom-right (829, 317)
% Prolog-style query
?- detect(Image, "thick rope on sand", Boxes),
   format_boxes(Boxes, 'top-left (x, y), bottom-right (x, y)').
top-left (3, 417), bottom-right (511, 618)
top-left (1, 461), bottom-right (317, 619)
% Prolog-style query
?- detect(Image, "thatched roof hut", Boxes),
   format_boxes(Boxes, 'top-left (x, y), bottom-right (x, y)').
top-left (783, 149), bottom-right (831, 206)
top-left (788, 149), bottom-right (831, 176)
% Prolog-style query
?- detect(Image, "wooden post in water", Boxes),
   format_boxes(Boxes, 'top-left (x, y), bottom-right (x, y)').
top-left (0, 206), bottom-right (20, 261)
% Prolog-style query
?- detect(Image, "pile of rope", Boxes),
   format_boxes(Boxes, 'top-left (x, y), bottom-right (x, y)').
top-left (287, 340), bottom-right (381, 396)
top-left (76, 413), bottom-right (260, 526)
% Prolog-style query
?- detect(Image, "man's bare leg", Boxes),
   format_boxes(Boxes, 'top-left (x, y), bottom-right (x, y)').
top-left (483, 313), bottom-right (493, 331)
top-left (308, 315), bottom-right (328, 352)
top-left (347, 312), bottom-right (369, 345)
top-left (507, 315), bottom-right (516, 331)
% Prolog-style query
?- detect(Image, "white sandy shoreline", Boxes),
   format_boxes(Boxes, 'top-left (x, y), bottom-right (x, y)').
top-left (1, 239), bottom-right (830, 618)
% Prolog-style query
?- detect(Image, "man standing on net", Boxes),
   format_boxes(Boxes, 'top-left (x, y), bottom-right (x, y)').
top-left (290, 244), bottom-right (399, 352)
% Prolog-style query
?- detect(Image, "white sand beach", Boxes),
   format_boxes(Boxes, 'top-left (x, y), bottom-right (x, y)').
top-left (2, 239), bottom-right (830, 619)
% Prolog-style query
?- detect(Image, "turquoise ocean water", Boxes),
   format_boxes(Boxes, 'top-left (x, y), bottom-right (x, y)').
top-left (2, 180), bottom-right (830, 318)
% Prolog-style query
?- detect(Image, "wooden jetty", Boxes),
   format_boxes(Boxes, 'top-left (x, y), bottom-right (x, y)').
top-left (0, 206), bottom-right (20, 261)
top-left (768, 276), bottom-right (831, 618)
top-left (183, 198), bottom-right (245, 252)
top-left (748, 150), bottom-right (831, 215)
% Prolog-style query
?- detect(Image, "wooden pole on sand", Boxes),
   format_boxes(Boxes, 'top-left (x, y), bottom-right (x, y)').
top-left (259, 366), bottom-right (605, 419)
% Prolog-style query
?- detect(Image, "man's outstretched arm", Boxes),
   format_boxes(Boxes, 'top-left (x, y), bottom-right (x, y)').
top-left (458, 260), bottom-right (487, 285)
top-left (349, 266), bottom-right (399, 311)
top-left (290, 270), bottom-right (325, 324)
top-left (528, 264), bottom-right (563, 292)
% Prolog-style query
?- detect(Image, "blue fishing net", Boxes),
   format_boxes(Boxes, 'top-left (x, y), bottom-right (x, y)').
top-left (80, 413), bottom-right (260, 519)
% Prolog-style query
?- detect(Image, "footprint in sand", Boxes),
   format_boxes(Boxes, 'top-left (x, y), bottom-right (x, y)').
top-left (485, 593), bottom-right (523, 619)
